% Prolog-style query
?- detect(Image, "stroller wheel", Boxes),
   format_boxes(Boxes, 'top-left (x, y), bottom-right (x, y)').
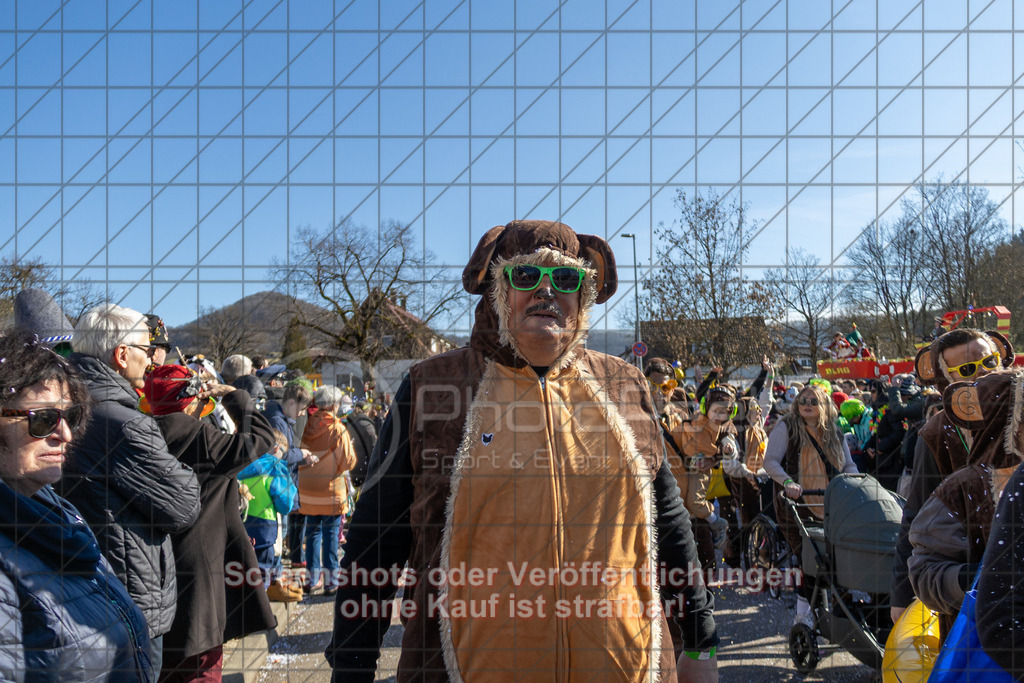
top-left (788, 623), bottom-right (820, 675)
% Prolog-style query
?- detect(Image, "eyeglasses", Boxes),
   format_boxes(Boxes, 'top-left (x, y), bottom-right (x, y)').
top-left (947, 351), bottom-right (1001, 379)
top-left (127, 344), bottom-right (159, 358)
top-left (798, 397), bottom-right (819, 406)
top-left (504, 265), bottom-right (586, 293)
top-left (0, 405), bottom-right (85, 438)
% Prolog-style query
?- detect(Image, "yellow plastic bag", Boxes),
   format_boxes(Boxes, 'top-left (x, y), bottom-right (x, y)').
top-left (706, 464), bottom-right (730, 500)
top-left (882, 598), bottom-right (940, 683)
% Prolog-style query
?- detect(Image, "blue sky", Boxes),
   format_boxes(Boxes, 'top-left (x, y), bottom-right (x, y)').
top-left (2, 0), bottom-right (1023, 337)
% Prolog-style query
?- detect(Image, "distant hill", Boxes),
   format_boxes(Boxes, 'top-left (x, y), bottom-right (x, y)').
top-left (168, 291), bottom-right (334, 362)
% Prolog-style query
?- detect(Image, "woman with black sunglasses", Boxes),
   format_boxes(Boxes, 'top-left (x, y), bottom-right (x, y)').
top-left (0, 331), bottom-right (153, 681)
top-left (763, 383), bottom-right (858, 629)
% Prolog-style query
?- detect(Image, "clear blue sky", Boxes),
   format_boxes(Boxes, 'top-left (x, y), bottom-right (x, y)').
top-left (2, 0), bottom-right (1021, 336)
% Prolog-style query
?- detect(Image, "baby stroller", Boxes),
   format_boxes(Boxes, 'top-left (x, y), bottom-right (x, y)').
top-left (782, 473), bottom-right (903, 674)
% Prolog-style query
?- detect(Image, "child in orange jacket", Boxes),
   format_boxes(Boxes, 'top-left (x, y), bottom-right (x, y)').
top-left (668, 385), bottom-right (738, 553)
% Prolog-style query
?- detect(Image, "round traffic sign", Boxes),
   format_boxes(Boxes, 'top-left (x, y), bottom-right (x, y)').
top-left (632, 341), bottom-right (648, 357)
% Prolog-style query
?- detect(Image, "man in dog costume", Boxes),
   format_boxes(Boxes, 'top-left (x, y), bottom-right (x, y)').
top-left (327, 220), bottom-right (719, 682)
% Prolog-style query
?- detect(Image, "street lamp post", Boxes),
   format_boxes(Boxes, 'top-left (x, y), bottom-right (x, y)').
top-left (621, 233), bottom-right (642, 372)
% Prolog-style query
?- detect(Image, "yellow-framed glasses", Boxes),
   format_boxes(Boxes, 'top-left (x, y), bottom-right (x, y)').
top-left (947, 351), bottom-right (1001, 379)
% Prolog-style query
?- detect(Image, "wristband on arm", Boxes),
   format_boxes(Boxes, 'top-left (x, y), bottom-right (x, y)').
top-left (683, 646), bottom-right (717, 661)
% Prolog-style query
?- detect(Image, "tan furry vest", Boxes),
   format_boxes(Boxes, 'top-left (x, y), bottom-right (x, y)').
top-left (398, 346), bottom-right (677, 682)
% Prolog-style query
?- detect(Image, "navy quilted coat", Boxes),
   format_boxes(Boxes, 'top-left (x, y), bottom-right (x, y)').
top-left (0, 482), bottom-right (153, 681)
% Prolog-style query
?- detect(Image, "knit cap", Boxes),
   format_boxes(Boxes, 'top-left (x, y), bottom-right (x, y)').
top-left (143, 364), bottom-right (207, 416)
top-left (831, 391), bottom-right (849, 411)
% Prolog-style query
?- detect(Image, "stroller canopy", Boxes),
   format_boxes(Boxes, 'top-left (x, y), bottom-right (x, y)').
top-left (825, 474), bottom-right (903, 594)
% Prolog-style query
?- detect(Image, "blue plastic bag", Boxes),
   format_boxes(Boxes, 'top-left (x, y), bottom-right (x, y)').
top-left (928, 584), bottom-right (1014, 683)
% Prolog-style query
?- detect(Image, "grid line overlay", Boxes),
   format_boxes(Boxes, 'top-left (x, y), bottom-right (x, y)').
top-left (0, 0), bottom-right (1020, 333)
top-left (3, 2), bottom-right (1024, 679)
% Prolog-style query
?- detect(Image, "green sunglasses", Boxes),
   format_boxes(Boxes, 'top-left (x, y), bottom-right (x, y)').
top-left (504, 265), bottom-right (587, 293)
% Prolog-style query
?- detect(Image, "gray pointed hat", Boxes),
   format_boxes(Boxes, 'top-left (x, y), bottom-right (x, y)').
top-left (13, 288), bottom-right (74, 346)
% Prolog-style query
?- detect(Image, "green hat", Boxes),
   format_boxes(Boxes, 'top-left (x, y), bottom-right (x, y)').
top-left (839, 398), bottom-right (866, 421)
top-left (808, 377), bottom-right (832, 394)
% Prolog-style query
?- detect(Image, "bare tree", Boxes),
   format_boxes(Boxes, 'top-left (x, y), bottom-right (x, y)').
top-left (847, 215), bottom-right (932, 357)
top-left (59, 281), bottom-right (112, 326)
top-left (642, 189), bottom-right (781, 376)
top-left (0, 256), bottom-right (109, 326)
top-left (764, 248), bottom-right (836, 364)
top-left (912, 180), bottom-right (1007, 311)
top-left (274, 218), bottom-right (463, 384)
top-left (977, 229), bottom-right (1024, 347)
top-left (182, 305), bottom-right (266, 365)
top-left (0, 257), bottom-right (53, 321)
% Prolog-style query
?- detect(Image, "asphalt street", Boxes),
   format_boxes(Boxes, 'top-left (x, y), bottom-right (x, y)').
top-left (257, 579), bottom-right (878, 682)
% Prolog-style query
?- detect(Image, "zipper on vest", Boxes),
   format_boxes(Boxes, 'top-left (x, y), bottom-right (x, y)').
top-left (537, 372), bottom-right (569, 682)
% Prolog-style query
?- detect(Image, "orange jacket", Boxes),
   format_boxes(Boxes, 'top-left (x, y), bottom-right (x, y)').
top-left (297, 410), bottom-right (357, 516)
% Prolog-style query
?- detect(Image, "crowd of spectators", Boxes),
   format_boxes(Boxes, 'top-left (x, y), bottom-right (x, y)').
top-left (0, 288), bottom-right (382, 680)
top-left (5, 280), bottom-right (1024, 680)
top-left (643, 322), bottom-right (1024, 679)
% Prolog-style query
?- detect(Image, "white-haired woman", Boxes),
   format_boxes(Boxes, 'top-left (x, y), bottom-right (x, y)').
top-left (298, 385), bottom-right (357, 595)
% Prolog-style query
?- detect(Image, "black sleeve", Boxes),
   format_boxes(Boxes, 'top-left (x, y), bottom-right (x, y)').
top-left (653, 457), bottom-right (719, 652)
top-left (976, 461), bottom-right (1024, 678)
top-left (888, 388), bottom-right (925, 421)
top-left (876, 413), bottom-right (906, 456)
top-left (887, 388), bottom-right (906, 415)
top-left (891, 437), bottom-right (944, 608)
top-left (111, 413), bottom-right (201, 533)
top-left (326, 378), bottom-right (414, 682)
top-left (694, 369), bottom-right (720, 404)
top-left (210, 390), bottom-right (276, 477)
top-left (865, 431), bottom-right (877, 452)
top-left (746, 367), bottom-right (768, 398)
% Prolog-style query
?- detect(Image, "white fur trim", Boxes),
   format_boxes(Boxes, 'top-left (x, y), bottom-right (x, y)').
top-left (575, 365), bottom-right (662, 683)
top-left (488, 249), bottom-right (597, 373)
top-left (437, 361), bottom-right (498, 683)
top-left (937, 353), bottom-right (952, 384)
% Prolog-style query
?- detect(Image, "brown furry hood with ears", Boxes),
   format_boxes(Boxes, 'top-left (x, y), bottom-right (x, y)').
top-left (943, 369), bottom-right (1024, 469)
top-left (462, 220), bottom-right (617, 370)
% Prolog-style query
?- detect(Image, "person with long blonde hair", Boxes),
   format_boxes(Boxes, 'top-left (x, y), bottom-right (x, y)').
top-left (763, 382), bottom-right (858, 627)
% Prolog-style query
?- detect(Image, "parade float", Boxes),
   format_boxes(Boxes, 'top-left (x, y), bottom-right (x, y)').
top-left (816, 306), bottom-right (1018, 380)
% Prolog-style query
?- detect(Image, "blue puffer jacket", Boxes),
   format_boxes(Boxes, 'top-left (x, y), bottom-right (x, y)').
top-left (0, 483), bottom-right (153, 682)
